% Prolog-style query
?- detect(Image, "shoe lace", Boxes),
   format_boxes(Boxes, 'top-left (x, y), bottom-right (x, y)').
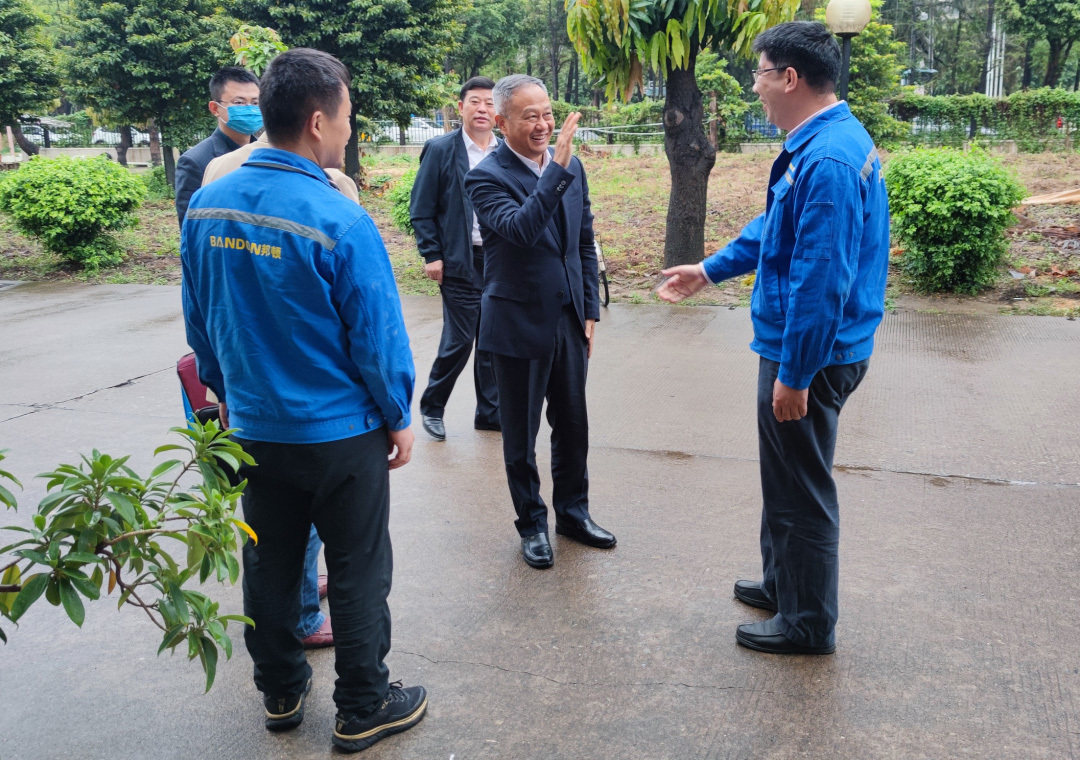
top-left (381, 680), bottom-right (407, 708)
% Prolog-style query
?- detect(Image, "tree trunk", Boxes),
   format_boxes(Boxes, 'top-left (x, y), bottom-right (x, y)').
top-left (978, 0), bottom-right (996, 93)
top-left (1022, 39), bottom-right (1033, 89)
top-left (662, 52), bottom-right (716, 269)
top-left (11, 124), bottom-right (39, 156)
top-left (548, 0), bottom-right (560, 101)
top-left (1044, 38), bottom-right (1069, 88)
top-left (345, 102), bottom-right (362, 184)
top-left (147, 120), bottom-right (162, 166)
top-left (162, 143), bottom-right (177, 190)
top-left (116, 125), bottom-right (132, 167)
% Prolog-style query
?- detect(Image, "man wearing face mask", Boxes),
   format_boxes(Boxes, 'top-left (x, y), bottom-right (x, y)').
top-left (174, 66), bottom-right (261, 225)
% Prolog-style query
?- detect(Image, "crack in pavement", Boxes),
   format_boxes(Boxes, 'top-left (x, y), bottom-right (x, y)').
top-left (395, 649), bottom-right (748, 691)
top-left (2, 368), bottom-right (174, 419)
top-left (592, 443), bottom-right (1080, 489)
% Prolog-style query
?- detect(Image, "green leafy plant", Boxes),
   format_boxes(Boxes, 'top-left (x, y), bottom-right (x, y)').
top-left (387, 168), bottom-right (417, 235)
top-left (0, 155), bottom-right (144, 270)
top-left (229, 24), bottom-right (287, 76)
top-left (885, 147), bottom-right (1025, 293)
top-left (0, 422), bottom-right (256, 690)
top-left (141, 165), bottom-right (173, 201)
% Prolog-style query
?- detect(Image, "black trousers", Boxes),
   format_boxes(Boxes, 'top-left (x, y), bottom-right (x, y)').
top-left (420, 247), bottom-right (499, 425)
top-left (492, 306), bottom-right (591, 536)
top-left (235, 429), bottom-right (392, 717)
top-left (756, 356), bottom-right (869, 649)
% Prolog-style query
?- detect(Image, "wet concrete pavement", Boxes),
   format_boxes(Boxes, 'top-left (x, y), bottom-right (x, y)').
top-left (0, 282), bottom-right (1078, 759)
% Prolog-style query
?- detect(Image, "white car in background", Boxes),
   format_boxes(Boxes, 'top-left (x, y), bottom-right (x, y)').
top-left (92, 127), bottom-right (151, 146)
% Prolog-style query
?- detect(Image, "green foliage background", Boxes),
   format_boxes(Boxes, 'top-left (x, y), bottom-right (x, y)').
top-left (885, 147), bottom-right (1026, 293)
top-left (0, 155), bottom-right (144, 270)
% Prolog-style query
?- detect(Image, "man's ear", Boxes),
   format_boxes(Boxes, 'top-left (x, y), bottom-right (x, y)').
top-left (208, 101), bottom-right (221, 118)
top-left (784, 68), bottom-right (799, 94)
top-left (494, 114), bottom-right (507, 132)
top-left (307, 110), bottom-right (325, 143)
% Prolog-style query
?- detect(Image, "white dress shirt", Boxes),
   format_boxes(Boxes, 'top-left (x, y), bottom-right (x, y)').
top-left (462, 128), bottom-right (499, 247)
top-left (507, 143), bottom-right (551, 178)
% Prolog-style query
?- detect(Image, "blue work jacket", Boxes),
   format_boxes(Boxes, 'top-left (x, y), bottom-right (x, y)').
top-left (180, 148), bottom-right (414, 444)
top-left (702, 102), bottom-right (890, 389)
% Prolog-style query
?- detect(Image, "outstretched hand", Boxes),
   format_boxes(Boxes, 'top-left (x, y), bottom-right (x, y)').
top-left (656, 265), bottom-right (709, 303)
top-left (553, 112), bottom-right (581, 168)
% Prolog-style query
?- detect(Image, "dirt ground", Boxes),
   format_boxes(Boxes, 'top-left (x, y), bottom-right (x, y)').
top-left (3, 150), bottom-right (1080, 316)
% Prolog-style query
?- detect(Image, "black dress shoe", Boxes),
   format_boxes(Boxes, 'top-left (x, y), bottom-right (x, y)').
top-left (554, 518), bottom-right (616, 549)
top-left (735, 617), bottom-right (835, 655)
top-left (734, 579), bottom-right (778, 612)
top-left (474, 418), bottom-right (501, 432)
top-left (421, 415), bottom-right (445, 441)
top-left (521, 532), bottom-right (553, 568)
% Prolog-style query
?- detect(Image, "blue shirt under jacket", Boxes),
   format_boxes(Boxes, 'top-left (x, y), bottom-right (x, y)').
top-left (702, 102), bottom-right (890, 390)
top-left (180, 148), bottom-right (414, 444)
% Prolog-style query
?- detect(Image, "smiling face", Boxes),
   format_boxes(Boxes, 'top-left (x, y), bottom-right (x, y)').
top-left (495, 84), bottom-right (554, 164)
top-left (459, 88), bottom-right (495, 141)
top-left (752, 54), bottom-right (794, 130)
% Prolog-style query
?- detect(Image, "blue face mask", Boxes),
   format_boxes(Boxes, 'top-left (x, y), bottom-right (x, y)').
top-left (222, 104), bottom-right (263, 135)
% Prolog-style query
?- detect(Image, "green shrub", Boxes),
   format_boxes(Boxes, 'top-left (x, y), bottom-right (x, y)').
top-left (142, 165), bottom-right (173, 201)
top-left (387, 167), bottom-right (417, 235)
top-left (0, 155), bottom-right (143, 270)
top-left (885, 147), bottom-right (1025, 293)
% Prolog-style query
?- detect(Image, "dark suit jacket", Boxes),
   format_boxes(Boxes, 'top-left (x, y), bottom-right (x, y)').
top-left (463, 142), bottom-right (599, 360)
top-left (174, 128), bottom-right (246, 224)
top-left (409, 128), bottom-right (484, 282)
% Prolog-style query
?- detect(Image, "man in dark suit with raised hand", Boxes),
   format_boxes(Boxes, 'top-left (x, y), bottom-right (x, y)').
top-left (410, 77), bottom-right (501, 441)
top-left (464, 74), bottom-right (615, 569)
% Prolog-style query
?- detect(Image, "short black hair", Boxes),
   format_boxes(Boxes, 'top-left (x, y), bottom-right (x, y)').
top-left (460, 76), bottom-right (496, 101)
top-left (753, 21), bottom-right (841, 93)
top-left (259, 49), bottom-right (351, 144)
top-left (208, 66), bottom-right (260, 102)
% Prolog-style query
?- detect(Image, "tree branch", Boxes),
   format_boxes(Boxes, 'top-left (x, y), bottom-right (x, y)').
top-left (0, 584), bottom-right (20, 593)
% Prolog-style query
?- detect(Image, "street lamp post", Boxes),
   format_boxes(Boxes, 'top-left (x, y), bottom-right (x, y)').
top-left (826, 0), bottom-right (873, 102)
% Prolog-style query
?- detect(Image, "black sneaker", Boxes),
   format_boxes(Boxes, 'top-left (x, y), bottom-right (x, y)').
top-left (263, 677), bottom-right (312, 732)
top-left (332, 682), bottom-right (428, 752)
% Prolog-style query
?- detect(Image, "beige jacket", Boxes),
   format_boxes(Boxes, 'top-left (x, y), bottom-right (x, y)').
top-left (201, 132), bottom-right (360, 203)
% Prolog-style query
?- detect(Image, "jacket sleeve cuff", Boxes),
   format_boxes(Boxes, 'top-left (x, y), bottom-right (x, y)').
top-left (777, 366), bottom-right (814, 391)
top-left (422, 252), bottom-right (444, 263)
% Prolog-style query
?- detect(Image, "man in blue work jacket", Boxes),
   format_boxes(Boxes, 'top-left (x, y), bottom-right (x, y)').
top-left (658, 21), bottom-right (890, 655)
top-left (181, 49), bottom-right (427, 752)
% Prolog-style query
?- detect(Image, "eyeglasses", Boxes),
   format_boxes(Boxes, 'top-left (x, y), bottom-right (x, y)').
top-left (215, 100), bottom-right (259, 107)
top-left (751, 67), bottom-right (786, 83)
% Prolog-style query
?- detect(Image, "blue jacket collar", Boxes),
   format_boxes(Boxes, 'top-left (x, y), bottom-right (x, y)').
top-left (244, 147), bottom-right (337, 191)
top-left (783, 101), bottom-right (853, 153)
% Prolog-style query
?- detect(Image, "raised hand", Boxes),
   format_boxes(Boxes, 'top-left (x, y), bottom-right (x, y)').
top-left (553, 112), bottom-right (581, 168)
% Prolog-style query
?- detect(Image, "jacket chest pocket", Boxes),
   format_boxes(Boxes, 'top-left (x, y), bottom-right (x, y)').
top-left (764, 176), bottom-right (792, 242)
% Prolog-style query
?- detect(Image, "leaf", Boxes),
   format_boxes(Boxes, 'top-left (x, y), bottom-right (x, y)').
top-left (229, 518), bottom-right (257, 545)
top-left (150, 459), bottom-right (184, 479)
top-left (219, 614), bottom-right (255, 627)
top-left (9, 573), bottom-right (49, 621)
top-left (59, 579), bottom-right (86, 626)
top-left (105, 492), bottom-right (138, 526)
top-left (0, 564), bottom-right (22, 611)
top-left (108, 568), bottom-right (117, 594)
top-left (67, 571), bottom-right (101, 600)
top-left (199, 636), bottom-right (219, 691)
top-left (224, 551), bottom-right (240, 584)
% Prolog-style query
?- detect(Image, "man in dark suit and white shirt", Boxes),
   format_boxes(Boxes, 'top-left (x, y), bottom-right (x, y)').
top-left (409, 77), bottom-right (501, 441)
top-left (464, 74), bottom-right (615, 569)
